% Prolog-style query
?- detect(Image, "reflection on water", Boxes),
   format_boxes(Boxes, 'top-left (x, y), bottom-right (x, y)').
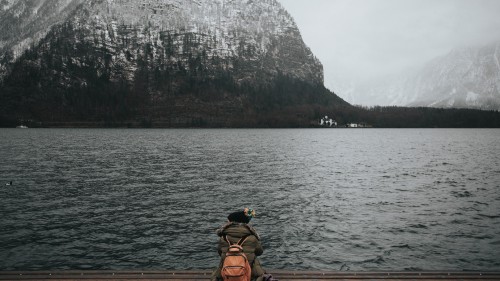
top-left (0, 128), bottom-right (499, 271)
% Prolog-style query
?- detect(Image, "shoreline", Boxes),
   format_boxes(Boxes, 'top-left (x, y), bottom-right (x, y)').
top-left (1, 270), bottom-right (500, 281)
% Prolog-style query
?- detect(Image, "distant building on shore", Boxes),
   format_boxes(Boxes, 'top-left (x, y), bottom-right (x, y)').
top-left (320, 116), bottom-right (337, 127)
top-left (346, 123), bottom-right (372, 128)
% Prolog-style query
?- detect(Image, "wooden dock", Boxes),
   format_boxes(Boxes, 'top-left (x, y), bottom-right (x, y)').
top-left (1, 271), bottom-right (500, 281)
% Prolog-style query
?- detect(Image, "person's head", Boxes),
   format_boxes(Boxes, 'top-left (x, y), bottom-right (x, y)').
top-left (227, 208), bottom-right (256, 224)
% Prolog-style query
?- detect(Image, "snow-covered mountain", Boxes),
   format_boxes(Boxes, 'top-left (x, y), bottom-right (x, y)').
top-left (0, 0), bottom-right (84, 77)
top-left (0, 0), bottom-right (81, 55)
top-left (335, 41), bottom-right (500, 110)
top-left (406, 42), bottom-right (500, 110)
top-left (0, 0), bottom-right (323, 84)
top-left (0, 0), bottom-right (344, 126)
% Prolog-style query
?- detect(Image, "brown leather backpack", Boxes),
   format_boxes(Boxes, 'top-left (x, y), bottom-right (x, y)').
top-left (221, 235), bottom-right (252, 281)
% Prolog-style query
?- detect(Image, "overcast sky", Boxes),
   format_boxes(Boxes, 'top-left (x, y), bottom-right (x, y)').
top-left (279, 0), bottom-right (500, 97)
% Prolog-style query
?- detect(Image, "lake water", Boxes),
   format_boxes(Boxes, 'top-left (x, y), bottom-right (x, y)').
top-left (0, 128), bottom-right (499, 271)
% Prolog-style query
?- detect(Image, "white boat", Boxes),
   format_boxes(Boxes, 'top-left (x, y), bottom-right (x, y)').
top-left (16, 125), bottom-right (28, 128)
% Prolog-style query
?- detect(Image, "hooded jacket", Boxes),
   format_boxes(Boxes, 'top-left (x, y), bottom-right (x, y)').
top-left (212, 222), bottom-right (265, 280)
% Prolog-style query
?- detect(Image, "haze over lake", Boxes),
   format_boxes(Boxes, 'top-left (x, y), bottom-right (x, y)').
top-left (1, 128), bottom-right (499, 271)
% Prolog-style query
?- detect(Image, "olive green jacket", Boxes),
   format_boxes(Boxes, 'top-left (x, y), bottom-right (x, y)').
top-left (212, 222), bottom-right (265, 280)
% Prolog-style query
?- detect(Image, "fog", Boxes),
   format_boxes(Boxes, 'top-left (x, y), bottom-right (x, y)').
top-left (279, 0), bottom-right (500, 104)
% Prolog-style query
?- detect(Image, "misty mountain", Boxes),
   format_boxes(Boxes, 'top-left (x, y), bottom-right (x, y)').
top-left (336, 41), bottom-right (500, 110)
top-left (406, 41), bottom-right (500, 110)
top-left (0, 0), bottom-right (345, 127)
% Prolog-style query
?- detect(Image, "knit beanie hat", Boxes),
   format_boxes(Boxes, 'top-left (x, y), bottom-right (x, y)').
top-left (227, 208), bottom-right (256, 224)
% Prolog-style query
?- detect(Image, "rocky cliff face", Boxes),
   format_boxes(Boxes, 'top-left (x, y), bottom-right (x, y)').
top-left (0, 0), bottom-right (83, 78)
top-left (1, 0), bottom-right (323, 83)
top-left (0, 0), bottom-right (341, 127)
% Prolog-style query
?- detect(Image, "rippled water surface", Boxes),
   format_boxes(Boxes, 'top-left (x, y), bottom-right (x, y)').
top-left (1, 128), bottom-right (500, 271)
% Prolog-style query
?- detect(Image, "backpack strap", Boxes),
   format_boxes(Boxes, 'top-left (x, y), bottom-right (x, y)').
top-left (237, 235), bottom-right (250, 246)
top-left (224, 234), bottom-right (251, 246)
top-left (223, 234), bottom-right (256, 267)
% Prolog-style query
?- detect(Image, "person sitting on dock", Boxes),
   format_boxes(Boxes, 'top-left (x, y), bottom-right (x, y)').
top-left (211, 208), bottom-right (265, 281)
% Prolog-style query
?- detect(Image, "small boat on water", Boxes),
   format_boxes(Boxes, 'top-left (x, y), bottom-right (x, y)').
top-left (16, 125), bottom-right (28, 128)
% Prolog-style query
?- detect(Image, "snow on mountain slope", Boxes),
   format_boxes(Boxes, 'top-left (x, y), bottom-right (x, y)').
top-left (0, 0), bottom-right (343, 126)
top-left (0, 0), bottom-right (82, 57)
top-left (334, 41), bottom-right (500, 110)
top-left (0, 0), bottom-right (323, 85)
top-left (406, 42), bottom-right (500, 110)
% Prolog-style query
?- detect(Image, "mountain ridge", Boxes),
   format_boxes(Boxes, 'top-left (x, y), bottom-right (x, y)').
top-left (407, 41), bottom-right (500, 109)
top-left (3, 0), bottom-right (498, 128)
top-left (0, 0), bottom-right (324, 84)
top-left (0, 0), bottom-right (346, 127)
top-left (335, 41), bottom-right (500, 110)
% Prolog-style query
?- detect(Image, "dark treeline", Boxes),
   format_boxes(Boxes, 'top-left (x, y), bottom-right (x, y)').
top-left (2, 64), bottom-right (500, 128)
top-left (331, 106), bottom-right (500, 128)
top-left (1, 49), bottom-right (500, 128)
top-left (1, 20), bottom-right (500, 128)
top-left (0, 21), bottom-right (347, 128)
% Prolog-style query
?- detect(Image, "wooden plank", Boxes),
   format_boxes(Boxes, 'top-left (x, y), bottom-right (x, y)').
top-left (271, 271), bottom-right (500, 280)
top-left (1, 271), bottom-right (499, 281)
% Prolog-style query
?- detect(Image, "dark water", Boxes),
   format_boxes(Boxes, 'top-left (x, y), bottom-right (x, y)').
top-left (1, 128), bottom-right (499, 271)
